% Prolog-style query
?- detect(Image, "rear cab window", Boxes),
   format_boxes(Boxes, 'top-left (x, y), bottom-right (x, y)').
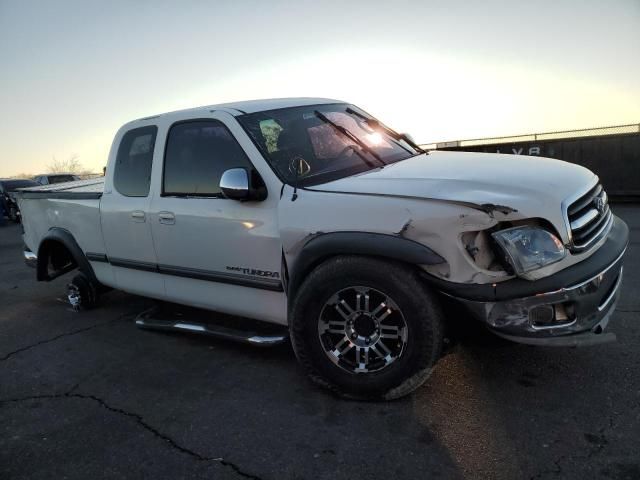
top-left (113, 126), bottom-right (158, 197)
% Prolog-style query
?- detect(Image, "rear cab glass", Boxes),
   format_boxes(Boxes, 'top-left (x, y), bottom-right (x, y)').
top-left (113, 126), bottom-right (158, 197)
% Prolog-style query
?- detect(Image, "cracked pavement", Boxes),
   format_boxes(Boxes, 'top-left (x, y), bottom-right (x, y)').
top-left (1, 205), bottom-right (639, 479)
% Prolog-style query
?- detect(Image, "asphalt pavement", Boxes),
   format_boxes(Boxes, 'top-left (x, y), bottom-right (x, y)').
top-left (1, 206), bottom-right (638, 480)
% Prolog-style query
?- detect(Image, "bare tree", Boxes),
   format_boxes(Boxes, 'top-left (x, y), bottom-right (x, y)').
top-left (10, 172), bottom-right (36, 179)
top-left (47, 154), bottom-right (82, 174)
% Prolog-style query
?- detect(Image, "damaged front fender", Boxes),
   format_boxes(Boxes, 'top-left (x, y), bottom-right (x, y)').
top-left (279, 186), bottom-right (521, 286)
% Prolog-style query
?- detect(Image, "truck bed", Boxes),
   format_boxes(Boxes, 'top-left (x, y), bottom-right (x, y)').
top-left (17, 177), bottom-right (106, 255)
top-left (17, 177), bottom-right (105, 199)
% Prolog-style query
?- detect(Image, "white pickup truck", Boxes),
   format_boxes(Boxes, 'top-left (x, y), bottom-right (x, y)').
top-left (17, 98), bottom-right (628, 400)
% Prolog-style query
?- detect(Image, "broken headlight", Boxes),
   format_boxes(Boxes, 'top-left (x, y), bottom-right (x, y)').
top-left (491, 226), bottom-right (566, 276)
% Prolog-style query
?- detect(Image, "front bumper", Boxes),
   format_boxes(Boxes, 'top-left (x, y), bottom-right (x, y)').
top-left (434, 215), bottom-right (628, 346)
top-left (450, 254), bottom-right (624, 346)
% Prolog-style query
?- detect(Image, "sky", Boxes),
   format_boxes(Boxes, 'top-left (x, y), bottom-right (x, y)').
top-left (0, 0), bottom-right (638, 177)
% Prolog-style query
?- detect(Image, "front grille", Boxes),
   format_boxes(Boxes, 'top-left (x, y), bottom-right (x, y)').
top-left (566, 183), bottom-right (613, 251)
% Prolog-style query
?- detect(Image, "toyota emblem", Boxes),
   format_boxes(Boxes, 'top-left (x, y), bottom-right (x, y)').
top-left (593, 196), bottom-right (606, 214)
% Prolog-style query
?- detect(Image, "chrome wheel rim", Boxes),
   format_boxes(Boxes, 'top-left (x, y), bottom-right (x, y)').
top-left (318, 286), bottom-right (408, 374)
top-left (67, 283), bottom-right (82, 311)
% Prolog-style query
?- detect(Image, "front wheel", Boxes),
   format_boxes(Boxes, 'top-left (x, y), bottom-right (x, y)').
top-left (290, 256), bottom-right (445, 400)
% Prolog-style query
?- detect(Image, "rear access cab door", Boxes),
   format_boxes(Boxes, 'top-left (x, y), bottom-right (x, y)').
top-left (100, 124), bottom-right (165, 299)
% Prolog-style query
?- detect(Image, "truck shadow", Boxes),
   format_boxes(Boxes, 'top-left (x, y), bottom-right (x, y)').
top-left (411, 309), bottom-right (637, 479)
top-left (4, 281), bottom-right (635, 480)
top-left (119, 297), bottom-right (630, 479)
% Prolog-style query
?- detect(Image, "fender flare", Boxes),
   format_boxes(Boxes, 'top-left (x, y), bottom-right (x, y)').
top-left (37, 228), bottom-right (97, 283)
top-left (287, 231), bottom-right (446, 297)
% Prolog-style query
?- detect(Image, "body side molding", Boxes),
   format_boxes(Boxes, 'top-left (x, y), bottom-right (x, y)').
top-left (158, 264), bottom-right (283, 291)
top-left (86, 252), bottom-right (108, 262)
top-left (85, 254), bottom-right (284, 292)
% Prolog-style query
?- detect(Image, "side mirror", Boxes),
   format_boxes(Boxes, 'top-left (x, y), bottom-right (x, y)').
top-left (219, 168), bottom-right (267, 201)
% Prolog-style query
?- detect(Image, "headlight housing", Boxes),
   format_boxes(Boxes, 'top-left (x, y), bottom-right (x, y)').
top-left (491, 226), bottom-right (566, 276)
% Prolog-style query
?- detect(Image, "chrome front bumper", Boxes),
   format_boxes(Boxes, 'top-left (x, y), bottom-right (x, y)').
top-left (451, 251), bottom-right (625, 346)
top-left (23, 248), bottom-right (37, 268)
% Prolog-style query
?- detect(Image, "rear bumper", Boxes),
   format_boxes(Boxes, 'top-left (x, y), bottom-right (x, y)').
top-left (435, 216), bottom-right (628, 346)
top-left (23, 248), bottom-right (37, 268)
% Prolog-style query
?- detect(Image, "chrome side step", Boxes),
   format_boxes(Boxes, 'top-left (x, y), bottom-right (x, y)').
top-left (135, 315), bottom-right (288, 347)
top-left (23, 248), bottom-right (37, 268)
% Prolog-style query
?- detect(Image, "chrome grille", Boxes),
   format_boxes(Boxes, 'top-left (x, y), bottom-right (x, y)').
top-left (566, 183), bottom-right (612, 251)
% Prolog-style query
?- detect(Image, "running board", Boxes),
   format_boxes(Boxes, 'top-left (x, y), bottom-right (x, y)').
top-left (135, 316), bottom-right (288, 347)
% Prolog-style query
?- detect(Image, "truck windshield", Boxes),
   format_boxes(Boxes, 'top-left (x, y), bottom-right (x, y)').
top-left (237, 103), bottom-right (423, 187)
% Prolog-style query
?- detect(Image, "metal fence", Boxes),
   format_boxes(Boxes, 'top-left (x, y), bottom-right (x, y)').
top-left (421, 123), bottom-right (640, 198)
top-left (420, 123), bottom-right (640, 150)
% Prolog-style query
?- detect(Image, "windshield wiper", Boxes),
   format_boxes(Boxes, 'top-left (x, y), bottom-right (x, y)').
top-left (313, 110), bottom-right (385, 168)
top-left (345, 107), bottom-right (425, 155)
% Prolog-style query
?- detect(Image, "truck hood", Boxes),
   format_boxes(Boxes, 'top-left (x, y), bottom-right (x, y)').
top-left (307, 150), bottom-right (596, 239)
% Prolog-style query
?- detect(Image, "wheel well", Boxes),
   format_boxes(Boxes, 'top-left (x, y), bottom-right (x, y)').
top-left (37, 239), bottom-right (78, 281)
top-left (36, 228), bottom-right (98, 283)
top-left (288, 232), bottom-right (446, 301)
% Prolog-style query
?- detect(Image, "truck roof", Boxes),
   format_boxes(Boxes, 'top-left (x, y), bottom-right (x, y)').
top-left (131, 97), bottom-right (343, 124)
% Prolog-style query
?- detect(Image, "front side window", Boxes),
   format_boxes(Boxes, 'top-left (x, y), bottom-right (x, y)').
top-left (237, 103), bottom-right (422, 187)
top-left (114, 126), bottom-right (157, 197)
top-left (163, 120), bottom-right (253, 196)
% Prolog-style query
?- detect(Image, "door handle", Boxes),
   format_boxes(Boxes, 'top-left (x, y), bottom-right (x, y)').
top-left (130, 210), bottom-right (146, 222)
top-left (158, 212), bottom-right (176, 225)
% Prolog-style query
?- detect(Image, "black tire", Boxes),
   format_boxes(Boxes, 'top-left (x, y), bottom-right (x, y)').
top-left (290, 255), bottom-right (445, 400)
top-left (67, 273), bottom-right (99, 310)
top-left (8, 207), bottom-right (19, 223)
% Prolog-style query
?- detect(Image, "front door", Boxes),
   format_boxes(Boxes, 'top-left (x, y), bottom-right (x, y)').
top-left (148, 114), bottom-right (285, 323)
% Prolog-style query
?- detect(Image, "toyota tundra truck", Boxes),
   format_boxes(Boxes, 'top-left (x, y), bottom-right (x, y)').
top-left (16, 98), bottom-right (628, 400)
